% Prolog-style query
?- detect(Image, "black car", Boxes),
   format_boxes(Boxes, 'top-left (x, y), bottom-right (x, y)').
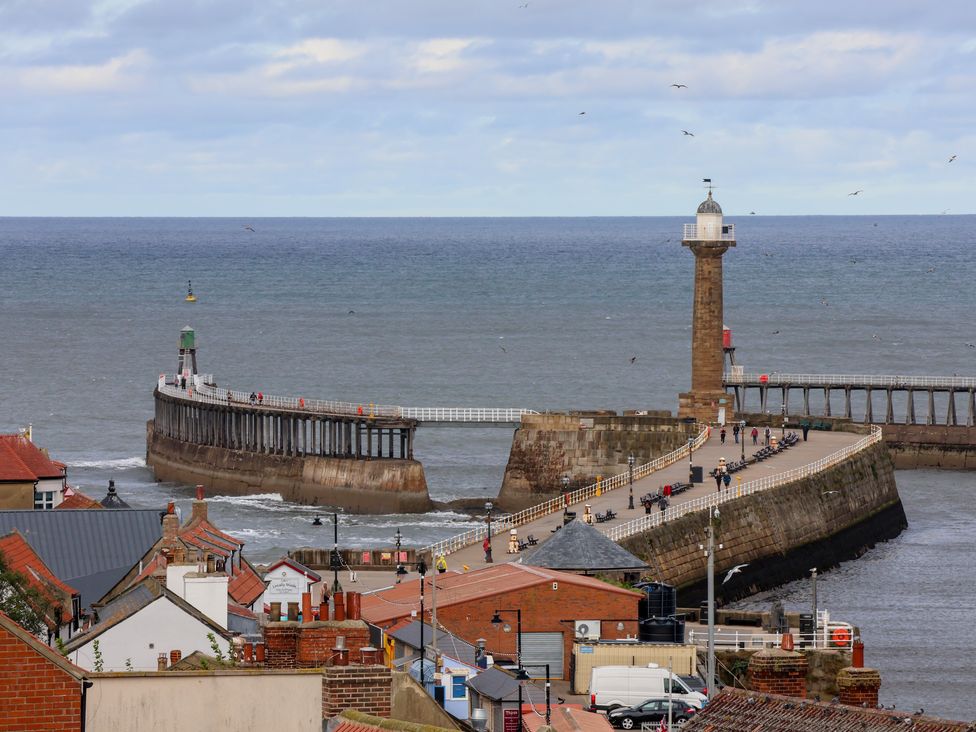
top-left (607, 699), bottom-right (698, 729)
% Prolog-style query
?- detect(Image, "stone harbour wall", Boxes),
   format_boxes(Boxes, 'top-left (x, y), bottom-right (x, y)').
top-left (146, 421), bottom-right (432, 513)
top-left (881, 424), bottom-right (976, 469)
top-left (619, 442), bottom-right (906, 605)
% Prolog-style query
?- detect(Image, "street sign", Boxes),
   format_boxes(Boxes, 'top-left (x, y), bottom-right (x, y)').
top-left (504, 709), bottom-right (520, 732)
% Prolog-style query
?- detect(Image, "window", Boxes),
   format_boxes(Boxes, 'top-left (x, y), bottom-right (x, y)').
top-left (451, 675), bottom-right (467, 699)
top-left (34, 491), bottom-right (54, 510)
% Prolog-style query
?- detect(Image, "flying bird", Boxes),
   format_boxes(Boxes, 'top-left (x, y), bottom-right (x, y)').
top-left (848, 190), bottom-right (863, 196)
top-left (966, 343), bottom-right (975, 349)
top-left (722, 564), bottom-right (749, 584)
top-left (629, 356), bottom-right (638, 365)
top-left (671, 83), bottom-right (687, 89)
top-left (578, 111), bottom-right (586, 115)
top-left (243, 224), bottom-right (255, 232)
top-left (948, 155), bottom-right (956, 163)
top-left (681, 130), bottom-right (694, 136)
top-left (499, 345), bottom-right (507, 353)
top-left (771, 330), bottom-right (780, 335)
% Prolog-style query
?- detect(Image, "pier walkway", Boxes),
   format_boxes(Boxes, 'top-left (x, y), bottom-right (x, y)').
top-left (429, 427), bottom-right (874, 573)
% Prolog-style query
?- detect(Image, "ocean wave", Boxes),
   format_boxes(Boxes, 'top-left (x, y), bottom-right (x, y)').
top-left (224, 528), bottom-right (281, 539)
top-left (70, 457), bottom-right (147, 469)
top-left (206, 493), bottom-right (320, 513)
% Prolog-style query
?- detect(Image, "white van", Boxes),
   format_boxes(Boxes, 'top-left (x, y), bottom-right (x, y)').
top-left (588, 664), bottom-right (707, 712)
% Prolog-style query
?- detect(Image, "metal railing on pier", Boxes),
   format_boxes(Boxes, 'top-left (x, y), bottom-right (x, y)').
top-left (724, 373), bottom-right (976, 389)
top-left (424, 425), bottom-right (710, 557)
top-left (603, 426), bottom-right (883, 543)
top-left (682, 223), bottom-right (735, 241)
top-left (157, 375), bottom-right (537, 423)
top-left (687, 620), bottom-right (855, 652)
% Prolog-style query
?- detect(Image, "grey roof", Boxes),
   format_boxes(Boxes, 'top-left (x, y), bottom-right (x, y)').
top-left (697, 190), bottom-right (722, 215)
top-left (0, 509), bottom-right (163, 608)
top-left (466, 666), bottom-right (547, 703)
top-left (227, 609), bottom-right (261, 639)
top-left (519, 519), bottom-right (648, 572)
top-left (100, 482), bottom-right (131, 509)
top-left (95, 580), bottom-right (158, 626)
top-left (388, 620), bottom-right (478, 667)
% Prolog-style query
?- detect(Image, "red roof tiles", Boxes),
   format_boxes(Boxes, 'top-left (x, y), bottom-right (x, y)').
top-left (0, 435), bottom-right (63, 481)
top-left (0, 531), bottom-right (78, 624)
top-left (57, 490), bottom-right (103, 510)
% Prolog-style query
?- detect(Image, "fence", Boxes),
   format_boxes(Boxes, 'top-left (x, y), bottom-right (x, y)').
top-left (603, 426), bottom-right (882, 543)
top-left (724, 373), bottom-right (976, 389)
top-left (424, 425), bottom-right (710, 557)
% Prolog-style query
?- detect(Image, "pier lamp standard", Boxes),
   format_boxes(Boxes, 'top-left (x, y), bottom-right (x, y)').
top-left (781, 404), bottom-right (787, 437)
top-left (418, 557), bottom-right (428, 674)
top-left (394, 528), bottom-right (406, 584)
top-left (561, 476), bottom-right (570, 514)
top-left (485, 502), bottom-right (493, 563)
top-left (701, 507), bottom-right (722, 702)
top-left (688, 436), bottom-right (695, 484)
top-left (491, 609), bottom-right (530, 732)
top-left (627, 454), bottom-right (636, 510)
top-left (330, 513), bottom-right (343, 594)
top-left (740, 420), bottom-right (746, 462)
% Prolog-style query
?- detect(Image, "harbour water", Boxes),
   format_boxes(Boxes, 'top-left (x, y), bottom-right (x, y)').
top-left (1, 215), bottom-right (974, 718)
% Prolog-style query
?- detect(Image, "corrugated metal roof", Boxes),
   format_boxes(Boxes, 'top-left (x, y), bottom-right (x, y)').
top-left (519, 520), bottom-right (648, 572)
top-left (387, 620), bottom-right (478, 667)
top-left (0, 509), bottom-right (163, 609)
top-left (466, 666), bottom-right (548, 703)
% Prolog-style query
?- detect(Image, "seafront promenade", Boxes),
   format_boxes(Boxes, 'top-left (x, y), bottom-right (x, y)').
top-left (347, 428), bottom-right (864, 593)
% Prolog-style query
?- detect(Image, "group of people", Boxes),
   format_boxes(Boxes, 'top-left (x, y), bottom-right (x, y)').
top-left (718, 423), bottom-right (773, 446)
top-left (248, 391), bottom-right (264, 405)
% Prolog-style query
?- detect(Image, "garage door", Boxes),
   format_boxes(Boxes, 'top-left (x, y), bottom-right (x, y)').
top-left (520, 632), bottom-right (564, 679)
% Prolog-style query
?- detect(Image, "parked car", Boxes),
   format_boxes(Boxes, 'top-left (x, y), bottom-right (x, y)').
top-left (589, 665), bottom-right (708, 712)
top-left (607, 699), bottom-right (698, 729)
top-left (678, 674), bottom-right (707, 696)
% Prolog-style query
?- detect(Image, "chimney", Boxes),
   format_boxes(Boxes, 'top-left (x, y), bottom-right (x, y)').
top-left (747, 647), bottom-right (808, 698)
top-left (170, 649), bottom-right (182, 666)
top-left (157, 653), bottom-right (168, 671)
top-left (255, 643), bottom-right (265, 663)
top-left (269, 602), bottom-right (282, 621)
top-left (360, 647), bottom-right (380, 665)
top-left (243, 643), bottom-right (253, 663)
top-left (837, 642), bottom-right (881, 708)
top-left (333, 592), bottom-right (345, 621)
top-left (264, 624), bottom-right (299, 669)
top-left (162, 503), bottom-right (179, 545)
top-left (322, 666), bottom-right (392, 720)
top-left (302, 592), bottom-right (313, 624)
top-left (345, 591), bottom-right (361, 621)
top-left (190, 485), bottom-right (208, 523)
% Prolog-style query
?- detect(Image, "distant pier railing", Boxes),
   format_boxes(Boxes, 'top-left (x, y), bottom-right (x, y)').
top-left (603, 425), bottom-right (883, 543)
top-left (723, 372), bottom-right (976, 426)
top-left (424, 424), bottom-right (710, 558)
top-left (399, 407), bottom-right (538, 425)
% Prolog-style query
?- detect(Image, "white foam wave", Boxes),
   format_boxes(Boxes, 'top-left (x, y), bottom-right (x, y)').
top-left (70, 457), bottom-right (147, 469)
top-left (225, 528), bottom-right (281, 539)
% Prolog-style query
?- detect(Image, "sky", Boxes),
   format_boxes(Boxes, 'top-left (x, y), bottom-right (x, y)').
top-left (1, 0), bottom-right (974, 216)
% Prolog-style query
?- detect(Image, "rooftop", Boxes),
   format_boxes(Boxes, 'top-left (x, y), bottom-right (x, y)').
top-left (387, 620), bottom-right (478, 668)
top-left (696, 190), bottom-right (722, 215)
top-left (519, 519), bottom-right (648, 572)
top-left (0, 435), bottom-right (63, 482)
top-left (0, 530), bottom-right (79, 624)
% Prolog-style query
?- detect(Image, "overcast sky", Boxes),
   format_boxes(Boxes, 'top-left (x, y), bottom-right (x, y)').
top-left (1, 0), bottom-right (973, 216)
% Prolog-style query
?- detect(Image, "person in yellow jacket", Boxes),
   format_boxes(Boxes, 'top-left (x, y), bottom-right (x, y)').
top-left (435, 555), bottom-right (448, 574)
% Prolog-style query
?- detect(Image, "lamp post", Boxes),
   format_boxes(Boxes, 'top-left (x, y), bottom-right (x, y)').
top-left (484, 501), bottom-right (493, 563)
top-left (781, 403), bottom-right (787, 437)
top-left (394, 528), bottom-right (405, 584)
top-left (330, 512), bottom-right (342, 594)
top-left (703, 507), bottom-right (721, 702)
top-left (492, 609), bottom-right (529, 732)
top-left (545, 663), bottom-right (551, 726)
top-left (688, 436), bottom-right (695, 484)
top-left (561, 475), bottom-right (570, 513)
top-left (627, 454), bottom-right (635, 510)
top-left (740, 420), bottom-right (746, 461)
top-left (418, 556), bottom-right (428, 678)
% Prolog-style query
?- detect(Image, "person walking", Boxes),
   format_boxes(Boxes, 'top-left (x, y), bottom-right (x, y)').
top-left (720, 428), bottom-right (727, 444)
top-left (764, 426), bottom-right (771, 446)
top-left (723, 472), bottom-right (731, 490)
top-left (436, 555), bottom-right (448, 574)
top-left (483, 536), bottom-right (492, 563)
top-left (658, 496), bottom-right (668, 514)
top-left (802, 423), bottom-right (810, 441)
top-left (713, 470), bottom-right (722, 491)
top-left (733, 423), bottom-right (740, 444)
top-left (751, 427), bottom-right (759, 445)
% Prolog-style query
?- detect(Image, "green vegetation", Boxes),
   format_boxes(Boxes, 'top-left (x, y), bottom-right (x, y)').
top-left (0, 549), bottom-right (55, 637)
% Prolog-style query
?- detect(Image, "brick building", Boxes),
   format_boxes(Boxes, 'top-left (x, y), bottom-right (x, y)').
top-left (0, 610), bottom-right (88, 732)
top-left (360, 564), bottom-right (641, 679)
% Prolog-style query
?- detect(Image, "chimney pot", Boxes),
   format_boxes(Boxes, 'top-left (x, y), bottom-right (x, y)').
top-left (345, 591), bottom-right (361, 621)
top-left (333, 647), bottom-right (349, 667)
top-left (301, 592), bottom-right (313, 624)
top-left (157, 653), bottom-right (168, 671)
top-left (287, 602), bottom-right (300, 621)
top-left (196, 485), bottom-right (205, 500)
top-left (781, 633), bottom-right (794, 651)
top-left (333, 592), bottom-right (345, 622)
top-left (170, 649), bottom-right (182, 665)
top-left (255, 643), bottom-right (265, 663)
top-left (852, 641), bottom-right (864, 668)
top-left (243, 643), bottom-right (253, 663)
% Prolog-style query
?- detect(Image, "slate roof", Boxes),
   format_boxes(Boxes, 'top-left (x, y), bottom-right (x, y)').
top-left (361, 563), bottom-right (641, 626)
top-left (99, 483), bottom-right (131, 509)
top-left (387, 620), bottom-right (478, 667)
top-left (466, 666), bottom-right (548, 704)
top-left (0, 509), bottom-right (163, 609)
top-left (226, 603), bottom-right (260, 638)
top-left (681, 689), bottom-right (974, 732)
top-left (0, 531), bottom-right (79, 624)
top-left (518, 519), bottom-right (648, 572)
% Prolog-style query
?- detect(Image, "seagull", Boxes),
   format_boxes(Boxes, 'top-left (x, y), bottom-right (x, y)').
top-left (848, 190), bottom-right (863, 196)
top-left (243, 224), bottom-right (255, 232)
top-left (820, 298), bottom-right (829, 306)
top-left (872, 334), bottom-right (880, 340)
top-left (347, 309), bottom-right (356, 314)
top-left (771, 330), bottom-right (780, 335)
top-left (723, 564), bottom-right (748, 584)
top-left (926, 267), bottom-right (936, 273)
top-left (629, 356), bottom-right (638, 365)
top-left (948, 155), bottom-right (956, 163)
top-left (671, 83), bottom-right (687, 89)
top-left (681, 130), bottom-right (694, 136)
top-left (578, 111), bottom-right (586, 115)
top-left (850, 257), bottom-right (858, 264)
top-left (915, 709), bottom-right (924, 716)
top-left (966, 343), bottom-right (975, 349)
top-left (499, 345), bottom-right (507, 353)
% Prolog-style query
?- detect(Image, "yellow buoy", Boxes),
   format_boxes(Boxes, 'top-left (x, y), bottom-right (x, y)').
top-left (185, 280), bottom-right (197, 303)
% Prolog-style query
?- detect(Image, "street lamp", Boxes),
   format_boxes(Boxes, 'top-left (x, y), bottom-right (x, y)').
top-left (418, 556), bottom-right (428, 678)
top-left (561, 476), bottom-right (570, 514)
top-left (740, 420), bottom-right (746, 462)
top-left (330, 513), bottom-right (342, 594)
top-left (781, 404), bottom-right (787, 437)
top-left (394, 528), bottom-right (406, 584)
top-left (627, 454), bottom-right (636, 510)
top-left (688, 436), bottom-right (695, 484)
top-left (485, 502), bottom-right (493, 563)
top-left (703, 507), bottom-right (722, 701)
top-left (492, 609), bottom-right (529, 732)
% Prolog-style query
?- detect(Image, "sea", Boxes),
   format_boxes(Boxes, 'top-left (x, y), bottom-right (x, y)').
top-left (0, 215), bottom-right (973, 718)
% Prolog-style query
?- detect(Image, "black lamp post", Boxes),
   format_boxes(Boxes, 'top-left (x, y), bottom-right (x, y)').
top-left (781, 403), bottom-right (787, 437)
top-left (545, 663), bottom-right (551, 726)
top-left (418, 557), bottom-right (428, 678)
top-left (688, 436), bottom-right (695, 483)
top-left (561, 475), bottom-right (570, 513)
top-left (492, 608), bottom-right (529, 732)
top-left (485, 501), bottom-right (493, 563)
top-left (330, 512), bottom-right (342, 594)
top-left (394, 528), bottom-right (406, 584)
top-left (627, 454), bottom-right (636, 510)
top-left (740, 420), bottom-right (746, 461)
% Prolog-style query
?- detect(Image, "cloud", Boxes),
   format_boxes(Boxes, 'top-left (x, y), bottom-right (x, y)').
top-left (0, 48), bottom-right (148, 93)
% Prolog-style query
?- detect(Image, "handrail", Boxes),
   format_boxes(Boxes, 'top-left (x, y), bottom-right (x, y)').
top-left (682, 223), bottom-right (735, 241)
top-left (156, 375), bottom-right (537, 423)
top-left (603, 426), bottom-right (883, 543)
top-left (724, 373), bottom-right (976, 389)
top-left (424, 425), bottom-right (710, 557)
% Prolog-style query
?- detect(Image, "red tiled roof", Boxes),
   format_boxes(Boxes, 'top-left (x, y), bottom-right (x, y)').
top-left (228, 558), bottom-right (265, 607)
top-left (682, 689), bottom-right (972, 732)
top-left (0, 531), bottom-right (78, 623)
top-left (227, 603), bottom-right (257, 619)
top-left (361, 563), bottom-right (641, 625)
top-left (133, 552), bottom-right (168, 584)
top-left (331, 710), bottom-right (456, 732)
top-left (57, 490), bottom-right (103, 510)
top-left (0, 435), bottom-right (63, 480)
top-left (523, 705), bottom-right (613, 732)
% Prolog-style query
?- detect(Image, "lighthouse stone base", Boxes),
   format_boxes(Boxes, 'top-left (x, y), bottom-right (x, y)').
top-left (678, 390), bottom-right (735, 425)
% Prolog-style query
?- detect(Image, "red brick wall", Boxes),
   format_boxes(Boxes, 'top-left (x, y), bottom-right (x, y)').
top-left (266, 621), bottom-right (372, 669)
top-left (747, 650), bottom-right (808, 698)
top-left (432, 581), bottom-right (640, 679)
top-left (322, 665), bottom-right (392, 719)
top-left (0, 623), bottom-right (82, 732)
top-left (837, 667), bottom-right (881, 708)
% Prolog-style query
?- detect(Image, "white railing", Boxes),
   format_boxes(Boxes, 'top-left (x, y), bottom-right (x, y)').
top-left (399, 407), bottom-right (539, 423)
top-left (686, 622), bottom-right (854, 652)
top-left (424, 425), bottom-right (711, 558)
top-left (156, 375), bottom-right (537, 423)
top-left (682, 223), bottom-right (735, 241)
top-left (724, 373), bottom-right (976, 389)
top-left (603, 426), bottom-right (882, 543)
